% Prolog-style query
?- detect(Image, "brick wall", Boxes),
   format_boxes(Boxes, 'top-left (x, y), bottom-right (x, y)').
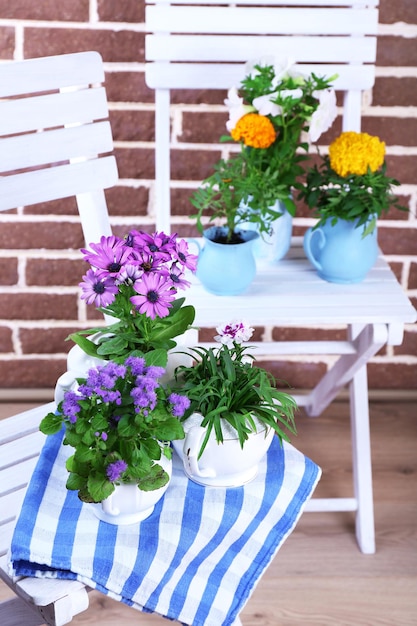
top-left (0, 0), bottom-right (416, 391)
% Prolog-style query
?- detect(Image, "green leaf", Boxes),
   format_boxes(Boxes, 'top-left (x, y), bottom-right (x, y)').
top-left (66, 472), bottom-right (87, 491)
top-left (39, 412), bottom-right (63, 435)
top-left (96, 335), bottom-right (128, 356)
top-left (87, 472), bottom-right (115, 503)
top-left (67, 333), bottom-right (101, 358)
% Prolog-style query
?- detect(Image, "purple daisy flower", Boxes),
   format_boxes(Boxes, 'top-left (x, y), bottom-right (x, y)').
top-left (106, 460), bottom-right (128, 482)
top-left (168, 262), bottom-right (191, 290)
top-left (81, 235), bottom-right (133, 276)
top-left (172, 239), bottom-right (198, 272)
top-left (79, 269), bottom-right (118, 308)
top-left (130, 273), bottom-right (175, 319)
top-left (135, 231), bottom-right (175, 261)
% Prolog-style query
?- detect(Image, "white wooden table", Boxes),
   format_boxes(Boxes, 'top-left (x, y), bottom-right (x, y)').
top-left (185, 237), bottom-right (417, 554)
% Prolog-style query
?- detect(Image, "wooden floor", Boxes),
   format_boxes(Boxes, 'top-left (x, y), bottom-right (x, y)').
top-left (1, 398), bottom-right (416, 625)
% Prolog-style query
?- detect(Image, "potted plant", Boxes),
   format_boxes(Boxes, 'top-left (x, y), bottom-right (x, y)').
top-left (66, 230), bottom-right (197, 378)
top-left (40, 356), bottom-right (190, 524)
top-left (171, 320), bottom-right (297, 487)
top-left (190, 55), bottom-right (338, 272)
top-left (299, 131), bottom-right (406, 283)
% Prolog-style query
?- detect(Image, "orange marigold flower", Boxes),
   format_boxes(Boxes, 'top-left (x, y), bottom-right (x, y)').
top-left (329, 131), bottom-right (385, 177)
top-left (230, 113), bottom-right (276, 149)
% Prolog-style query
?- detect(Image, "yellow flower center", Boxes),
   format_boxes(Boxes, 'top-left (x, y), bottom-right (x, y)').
top-left (329, 131), bottom-right (386, 177)
top-left (231, 113), bottom-right (276, 149)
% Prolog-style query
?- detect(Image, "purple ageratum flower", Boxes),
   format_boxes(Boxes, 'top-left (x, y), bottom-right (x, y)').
top-left (131, 386), bottom-right (157, 411)
top-left (168, 393), bottom-right (191, 417)
top-left (144, 365), bottom-right (166, 380)
top-left (62, 390), bottom-right (83, 424)
top-left (81, 235), bottom-right (134, 276)
top-left (79, 269), bottom-right (118, 308)
top-left (172, 238), bottom-right (198, 272)
top-left (106, 459), bottom-right (128, 482)
top-left (214, 320), bottom-right (254, 348)
top-left (130, 273), bottom-right (176, 319)
top-left (125, 356), bottom-right (146, 376)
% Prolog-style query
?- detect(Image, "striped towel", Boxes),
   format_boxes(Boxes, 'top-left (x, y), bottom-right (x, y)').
top-left (10, 429), bottom-right (320, 625)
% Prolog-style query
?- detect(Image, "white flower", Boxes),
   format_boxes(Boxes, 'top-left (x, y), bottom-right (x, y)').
top-left (214, 320), bottom-right (254, 347)
top-left (308, 88), bottom-right (337, 143)
top-left (253, 93), bottom-right (282, 117)
top-left (224, 86), bottom-right (255, 132)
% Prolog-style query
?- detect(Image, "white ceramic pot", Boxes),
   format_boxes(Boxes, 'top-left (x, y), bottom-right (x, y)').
top-left (172, 412), bottom-right (274, 487)
top-left (89, 454), bottom-right (172, 525)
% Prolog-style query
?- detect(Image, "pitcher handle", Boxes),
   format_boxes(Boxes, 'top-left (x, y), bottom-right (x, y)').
top-left (187, 238), bottom-right (201, 256)
top-left (54, 370), bottom-right (79, 405)
top-left (304, 227), bottom-right (326, 272)
top-left (184, 425), bottom-right (216, 478)
top-left (102, 492), bottom-right (120, 516)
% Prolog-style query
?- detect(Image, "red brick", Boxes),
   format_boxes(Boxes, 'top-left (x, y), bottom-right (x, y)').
top-left (172, 89), bottom-right (227, 106)
top-left (379, 0), bottom-right (417, 24)
top-left (0, 258), bottom-right (18, 286)
top-left (105, 186), bottom-right (149, 217)
top-left (26, 258), bottom-right (85, 287)
top-left (362, 117), bottom-right (417, 148)
top-left (181, 112), bottom-right (228, 143)
top-left (0, 27), bottom-right (15, 60)
top-left (378, 227), bottom-right (417, 256)
top-left (394, 329), bottom-right (417, 356)
top-left (384, 155), bottom-right (417, 185)
top-left (19, 327), bottom-right (80, 355)
top-left (376, 36), bottom-right (417, 67)
top-left (373, 77), bottom-right (417, 107)
top-left (171, 188), bottom-right (201, 217)
top-left (0, 294), bottom-right (78, 320)
top-left (261, 360), bottom-right (328, 389)
top-left (0, 222), bottom-right (84, 250)
top-left (368, 362), bottom-right (417, 389)
top-left (408, 262), bottom-right (417, 289)
top-left (0, 0), bottom-right (89, 20)
top-left (23, 197), bottom-right (79, 217)
top-left (114, 147), bottom-right (155, 179)
top-left (271, 327), bottom-right (347, 342)
top-left (109, 109), bottom-right (154, 142)
top-left (24, 28), bottom-right (145, 63)
top-left (98, 0), bottom-right (144, 23)
top-left (388, 261), bottom-right (404, 284)
top-left (0, 327), bottom-right (13, 353)
top-left (0, 358), bottom-right (66, 388)
top-left (105, 71), bottom-right (154, 104)
top-left (171, 149), bottom-right (223, 181)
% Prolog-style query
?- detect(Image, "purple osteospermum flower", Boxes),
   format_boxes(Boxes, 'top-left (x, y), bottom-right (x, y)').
top-left (135, 231), bottom-right (175, 262)
top-left (79, 269), bottom-right (118, 308)
top-left (172, 239), bottom-right (198, 272)
top-left (106, 460), bottom-right (128, 482)
top-left (81, 235), bottom-right (133, 276)
top-left (130, 273), bottom-right (175, 319)
top-left (116, 262), bottom-right (143, 285)
top-left (214, 320), bottom-right (254, 347)
top-left (168, 262), bottom-right (191, 290)
top-left (168, 393), bottom-right (191, 417)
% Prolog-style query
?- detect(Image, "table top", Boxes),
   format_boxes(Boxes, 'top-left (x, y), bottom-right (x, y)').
top-left (185, 238), bottom-right (416, 327)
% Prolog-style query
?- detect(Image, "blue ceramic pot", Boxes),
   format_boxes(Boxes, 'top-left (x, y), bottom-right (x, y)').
top-left (303, 216), bottom-right (378, 284)
top-left (196, 226), bottom-right (259, 295)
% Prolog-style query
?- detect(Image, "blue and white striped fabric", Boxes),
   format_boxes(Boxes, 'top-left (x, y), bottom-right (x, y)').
top-left (10, 429), bottom-right (320, 625)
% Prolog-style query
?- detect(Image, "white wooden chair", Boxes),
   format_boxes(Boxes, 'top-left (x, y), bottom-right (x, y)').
top-left (0, 51), bottom-right (117, 626)
top-left (145, 0), bottom-right (415, 555)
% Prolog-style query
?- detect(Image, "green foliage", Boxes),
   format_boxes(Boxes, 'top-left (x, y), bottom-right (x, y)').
top-left (299, 156), bottom-right (406, 235)
top-left (173, 342), bottom-right (297, 458)
top-left (69, 296), bottom-right (195, 365)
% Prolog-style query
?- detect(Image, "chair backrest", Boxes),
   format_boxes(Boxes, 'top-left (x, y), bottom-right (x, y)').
top-left (145, 0), bottom-right (379, 232)
top-left (0, 51), bottom-right (117, 247)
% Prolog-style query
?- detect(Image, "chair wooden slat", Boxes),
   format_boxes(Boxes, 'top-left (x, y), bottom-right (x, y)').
top-left (0, 88), bottom-right (109, 136)
top-left (146, 6), bottom-right (379, 35)
top-left (0, 157), bottom-right (118, 213)
top-left (0, 51), bottom-right (104, 98)
top-left (146, 34), bottom-right (377, 63)
top-left (0, 122), bottom-right (113, 172)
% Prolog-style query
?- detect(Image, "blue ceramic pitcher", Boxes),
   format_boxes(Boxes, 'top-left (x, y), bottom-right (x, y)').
top-left (195, 226), bottom-right (259, 295)
top-left (303, 216), bottom-right (378, 284)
